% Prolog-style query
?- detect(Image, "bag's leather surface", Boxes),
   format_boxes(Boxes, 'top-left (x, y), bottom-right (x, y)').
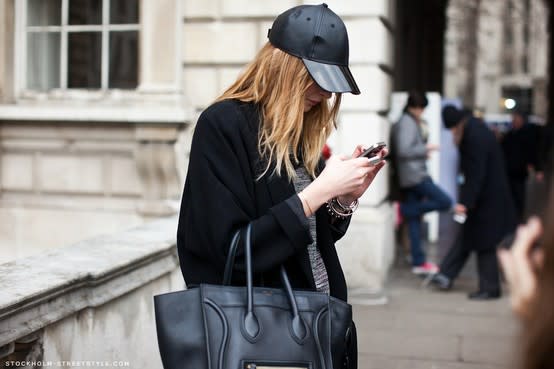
top-left (154, 225), bottom-right (355, 369)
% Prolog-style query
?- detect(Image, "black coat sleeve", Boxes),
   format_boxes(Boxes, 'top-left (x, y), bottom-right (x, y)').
top-left (329, 217), bottom-right (351, 242)
top-left (177, 101), bottom-right (312, 276)
top-left (315, 157), bottom-right (351, 242)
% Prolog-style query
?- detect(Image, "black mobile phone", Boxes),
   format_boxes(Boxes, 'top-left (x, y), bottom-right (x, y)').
top-left (360, 141), bottom-right (386, 158)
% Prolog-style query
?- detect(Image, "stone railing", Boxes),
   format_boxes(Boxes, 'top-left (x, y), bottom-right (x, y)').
top-left (0, 216), bottom-right (182, 369)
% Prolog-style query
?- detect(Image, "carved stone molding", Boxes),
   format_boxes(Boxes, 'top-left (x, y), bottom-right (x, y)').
top-left (134, 124), bottom-right (187, 217)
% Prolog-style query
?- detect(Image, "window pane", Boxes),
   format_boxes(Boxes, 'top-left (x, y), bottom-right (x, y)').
top-left (27, 32), bottom-right (61, 90)
top-left (27, 0), bottom-right (61, 26)
top-left (69, 0), bottom-right (102, 25)
top-left (68, 32), bottom-right (101, 88)
top-left (110, 0), bottom-right (139, 24)
top-left (109, 31), bottom-right (138, 89)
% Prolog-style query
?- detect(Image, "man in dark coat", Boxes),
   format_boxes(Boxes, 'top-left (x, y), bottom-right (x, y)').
top-left (501, 111), bottom-right (541, 221)
top-left (430, 105), bottom-right (517, 300)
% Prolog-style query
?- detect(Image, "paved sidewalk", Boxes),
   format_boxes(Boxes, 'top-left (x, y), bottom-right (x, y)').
top-left (352, 263), bottom-right (520, 369)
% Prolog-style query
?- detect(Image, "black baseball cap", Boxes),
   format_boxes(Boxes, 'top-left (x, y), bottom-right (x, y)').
top-left (268, 3), bottom-right (360, 95)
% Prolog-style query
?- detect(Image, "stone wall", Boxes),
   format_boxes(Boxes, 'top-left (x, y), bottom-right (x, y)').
top-left (0, 217), bottom-right (182, 369)
top-left (0, 0), bottom-right (191, 264)
top-left (444, 0), bottom-right (549, 116)
top-left (0, 120), bottom-right (188, 264)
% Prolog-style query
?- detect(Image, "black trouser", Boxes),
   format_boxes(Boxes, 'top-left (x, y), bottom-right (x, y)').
top-left (508, 176), bottom-right (526, 221)
top-left (440, 234), bottom-right (501, 293)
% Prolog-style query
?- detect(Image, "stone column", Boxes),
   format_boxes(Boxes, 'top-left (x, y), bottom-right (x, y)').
top-left (475, 0), bottom-right (505, 113)
top-left (321, 0), bottom-right (395, 301)
top-left (135, 125), bottom-right (186, 217)
top-left (0, 0), bottom-right (15, 103)
top-left (139, 0), bottom-right (182, 94)
top-left (134, 0), bottom-right (189, 216)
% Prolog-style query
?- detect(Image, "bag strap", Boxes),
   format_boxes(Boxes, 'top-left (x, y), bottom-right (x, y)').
top-left (222, 229), bottom-right (241, 285)
top-left (225, 224), bottom-right (307, 342)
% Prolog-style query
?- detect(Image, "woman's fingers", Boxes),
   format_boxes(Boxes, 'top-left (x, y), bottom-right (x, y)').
top-left (498, 249), bottom-right (515, 286)
top-left (514, 217), bottom-right (542, 256)
top-left (498, 217), bottom-right (544, 319)
top-left (349, 156), bottom-right (372, 167)
top-left (512, 218), bottom-right (542, 279)
top-left (352, 145), bottom-right (365, 158)
top-left (531, 248), bottom-right (545, 271)
top-left (368, 159), bottom-right (386, 173)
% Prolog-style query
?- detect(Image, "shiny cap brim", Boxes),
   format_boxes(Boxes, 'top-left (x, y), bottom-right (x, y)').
top-left (303, 59), bottom-right (360, 95)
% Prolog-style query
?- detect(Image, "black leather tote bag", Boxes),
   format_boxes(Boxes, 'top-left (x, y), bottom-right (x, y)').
top-left (154, 224), bottom-right (355, 369)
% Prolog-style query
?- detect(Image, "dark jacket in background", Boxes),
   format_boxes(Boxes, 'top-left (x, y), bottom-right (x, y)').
top-left (501, 122), bottom-right (542, 219)
top-left (176, 99), bottom-right (350, 301)
top-left (459, 117), bottom-right (516, 251)
top-left (536, 123), bottom-right (554, 173)
top-left (501, 123), bottom-right (540, 179)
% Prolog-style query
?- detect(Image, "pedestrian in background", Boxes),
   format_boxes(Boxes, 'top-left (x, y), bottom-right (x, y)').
top-left (390, 91), bottom-right (452, 275)
top-left (501, 110), bottom-right (541, 221)
top-left (431, 105), bottom-right (516, 300)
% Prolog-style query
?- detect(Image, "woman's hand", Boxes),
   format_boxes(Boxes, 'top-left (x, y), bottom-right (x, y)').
top-left (298, 144), bottom-right (386, 216)
top-left (498, 217), bottom-right (544, 319)
top-left (337, 145), bottom-right (387, 204)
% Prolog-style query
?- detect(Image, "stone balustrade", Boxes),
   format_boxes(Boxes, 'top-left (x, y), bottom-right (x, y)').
top-left (0, 216), bottom-right (182, 368)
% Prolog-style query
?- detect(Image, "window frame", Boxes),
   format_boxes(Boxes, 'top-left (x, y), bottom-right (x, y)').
top-left (15, 0), bottom-right (140, 97)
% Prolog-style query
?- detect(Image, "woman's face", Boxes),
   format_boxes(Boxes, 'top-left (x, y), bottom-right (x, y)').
top-left (304, 83), bottom-right (332, 112)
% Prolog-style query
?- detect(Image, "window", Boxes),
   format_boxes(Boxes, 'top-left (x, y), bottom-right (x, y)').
top-left (502, 86), bottom-right (533, 114)
top-left (23, 0), bottom-right (139, 91)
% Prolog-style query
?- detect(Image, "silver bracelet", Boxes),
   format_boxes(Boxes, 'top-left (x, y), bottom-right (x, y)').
top-left (326, 200), bottom-right (351, 219)
top-left (326, 197), bottom-right (358, 219)
top-left (335, 197), bottom-right (359, 212)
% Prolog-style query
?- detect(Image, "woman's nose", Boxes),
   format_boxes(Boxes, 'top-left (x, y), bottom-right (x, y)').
top-left (319, 88), bottom-right (332, 99)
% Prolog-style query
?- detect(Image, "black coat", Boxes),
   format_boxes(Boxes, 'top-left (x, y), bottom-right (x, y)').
top-left (176, 99), bottom-right (350, 301)
top-left (501, 123), bottom-right (540, 179)
top-left (459, 117), bottom-right (516, 251)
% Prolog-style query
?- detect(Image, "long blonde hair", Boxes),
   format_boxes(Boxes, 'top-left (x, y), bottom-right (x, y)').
top-left (216, 42), bottom-right (342, 180)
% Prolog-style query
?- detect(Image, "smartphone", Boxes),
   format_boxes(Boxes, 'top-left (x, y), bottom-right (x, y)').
top-left (360, 142), bottom-right (386, 158)
top-left (360, 141), bottom-right (387, 165)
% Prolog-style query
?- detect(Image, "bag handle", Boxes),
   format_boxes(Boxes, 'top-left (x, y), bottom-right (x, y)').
top-left (222, 229), bottom-right (241, 285)
top-left (240, 224), bottom-right (307, 341)
top-left (223, 224), bottom-right (307, 342)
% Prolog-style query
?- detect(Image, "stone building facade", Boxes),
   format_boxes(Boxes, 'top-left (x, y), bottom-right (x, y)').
top-left (1, 1), bottom-right (553, 367)
top-left (444, 0), bottom-right (549, 117)
top-left (0, 0), bottom-right (396, 294)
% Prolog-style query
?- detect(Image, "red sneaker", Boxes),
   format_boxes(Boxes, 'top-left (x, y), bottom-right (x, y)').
top-left (412, 262), bottom-right (439, 275)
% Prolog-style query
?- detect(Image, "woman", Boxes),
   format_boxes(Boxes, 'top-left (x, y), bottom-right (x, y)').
top-left (498, 172), bottom-right (554, 368)
top-left (176, 4), bottom-right (386, 302)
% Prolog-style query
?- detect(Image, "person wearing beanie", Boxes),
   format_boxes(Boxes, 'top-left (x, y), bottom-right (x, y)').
top-left (390, 91), bottom-right (452, 275)
top-left (430, 105), bottom-right (516, 300)
top-left (176, 4), bottom-right (387, 366)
